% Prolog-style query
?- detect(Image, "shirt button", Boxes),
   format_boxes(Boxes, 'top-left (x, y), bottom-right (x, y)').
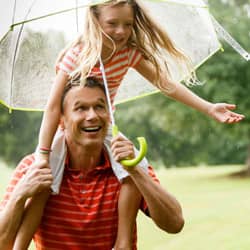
top-left (81, 190), bottom-right (85, 194)
top-left (79, 175), bottom-right (83, 180)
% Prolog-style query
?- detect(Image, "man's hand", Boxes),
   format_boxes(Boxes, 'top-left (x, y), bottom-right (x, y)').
top-left (15, 160), bottom-right (53, 200)
top-left (111, 135), bottom-right (135, 168)
top-left (36, 152), bottom-right (50, 164)
top-left (0, 160), bottom-right (53, 249)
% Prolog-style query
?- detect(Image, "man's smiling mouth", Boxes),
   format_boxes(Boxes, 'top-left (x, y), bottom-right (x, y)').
top-left (81, 126), bottom-right (101, 132)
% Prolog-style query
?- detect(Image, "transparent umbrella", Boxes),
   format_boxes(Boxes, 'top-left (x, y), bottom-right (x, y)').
top-left (0, 0), bottom-right (224, 111)
top-left (1, 0), bottom-right (248, 166)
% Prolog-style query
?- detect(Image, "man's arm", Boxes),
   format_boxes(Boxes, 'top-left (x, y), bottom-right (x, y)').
top-left (127, 166), bottom-right (184, 233)
top-left (111, 135), bottom-right (184, 234)
top-left (0, 191), bottom-right (27, 249)
top-left (0, 159), bottom-right (52, 249)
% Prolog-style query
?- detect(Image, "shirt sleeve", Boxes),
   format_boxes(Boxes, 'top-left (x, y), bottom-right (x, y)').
top-left (128, 47), bottom-right (143, 68)
top-left (140, 165), bottom-right (160, 216)
top-left (56, 46), bottom-right (81, 75)
top-left (0, 155), bottom-right (34, 211)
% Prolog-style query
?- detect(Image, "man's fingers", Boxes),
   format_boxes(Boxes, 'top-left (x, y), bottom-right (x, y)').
top-left (37, 172), bottom-right (53, 181)
top-left (31, 160), bottom-right (50, 170)
top-left (21, 161), bottom-right (53, 195)
top-left (38, 180), bottom-right (53, 191)
top-left (111, 137), bottom-right (133, 149)
top-left (111, 140), bottom-right (135, 162)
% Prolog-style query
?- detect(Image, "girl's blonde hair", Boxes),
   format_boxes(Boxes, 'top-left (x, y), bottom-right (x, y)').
top-left (56, 0), bottom-right (194, 90)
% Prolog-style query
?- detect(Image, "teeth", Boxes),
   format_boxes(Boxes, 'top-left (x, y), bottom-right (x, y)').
top-left (82, 126), bottom-right (100, 132)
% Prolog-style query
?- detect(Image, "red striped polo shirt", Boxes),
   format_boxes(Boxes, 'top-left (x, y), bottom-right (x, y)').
top-left (0, 150), bottom-right (158, 250)
top-left (57, 45), bottom-right (142, 104)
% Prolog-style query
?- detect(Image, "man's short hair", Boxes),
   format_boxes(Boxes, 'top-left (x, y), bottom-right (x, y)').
top-left (61, 76), bottom-right (106, 113)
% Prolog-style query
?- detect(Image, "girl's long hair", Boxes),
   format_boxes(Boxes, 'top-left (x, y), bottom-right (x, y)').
top-left (56, 0), bottom-right (194, 89)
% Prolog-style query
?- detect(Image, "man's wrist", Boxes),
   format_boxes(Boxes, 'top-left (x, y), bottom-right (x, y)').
top-left (37, 152), bottom-right (50, 163)
top-left (125, 165), bottom-right (143, 176)
top-left (9, 191), bottom-right (27, 209)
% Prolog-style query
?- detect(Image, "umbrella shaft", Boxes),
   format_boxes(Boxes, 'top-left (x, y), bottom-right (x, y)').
top-left (99, 58), bottom-right (115, 126)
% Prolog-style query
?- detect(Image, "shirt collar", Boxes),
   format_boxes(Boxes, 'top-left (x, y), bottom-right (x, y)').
top-left (65, 146), bottom-right (111, 173)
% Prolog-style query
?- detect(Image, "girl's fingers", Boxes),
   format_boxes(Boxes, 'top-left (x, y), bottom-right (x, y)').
top-left (225, 103), bottom-right (236, 110)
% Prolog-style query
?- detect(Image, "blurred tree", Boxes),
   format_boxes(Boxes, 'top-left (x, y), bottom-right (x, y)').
top-left (115, 0), bottom-right (250, 169)
top-left (0, 105), bottom-right (42, 166)
top-left (202, 0), bottom-right (250, 173)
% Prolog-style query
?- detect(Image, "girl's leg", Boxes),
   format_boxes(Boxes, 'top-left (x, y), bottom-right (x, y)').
top-left (13, 190), bottom-right (50, 250)
top-left (114, 176), bottom-right (142, 250)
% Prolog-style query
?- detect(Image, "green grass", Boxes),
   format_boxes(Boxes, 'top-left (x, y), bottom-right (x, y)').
top-left (1, 162), bottom-right (249, 250)
top-left (137, 165), bottom-right (250, 250)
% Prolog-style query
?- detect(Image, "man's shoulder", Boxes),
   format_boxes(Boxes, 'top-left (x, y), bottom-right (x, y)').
top-left (148, 165), bottom-right (159, 183)
top-left (16, 153), bottom-right (35, 172)
top-left (20, 153), bottom-right (35, 164)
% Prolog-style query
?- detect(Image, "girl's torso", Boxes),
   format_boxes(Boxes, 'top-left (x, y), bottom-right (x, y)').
top-left (58, 45), bottom-right (142, 104)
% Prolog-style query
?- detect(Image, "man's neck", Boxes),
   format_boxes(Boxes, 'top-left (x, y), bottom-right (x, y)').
top-left (66, 143), bottom-right (103, 173)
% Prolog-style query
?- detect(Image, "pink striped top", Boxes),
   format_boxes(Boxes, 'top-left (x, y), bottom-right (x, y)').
top-left (57, 45), bottom-right (142, 104)
top-left (0, 151), bottom-right (158, 250)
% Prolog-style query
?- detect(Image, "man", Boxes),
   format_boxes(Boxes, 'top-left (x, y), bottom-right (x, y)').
top-left (0, 77), bottom-right (184, 250)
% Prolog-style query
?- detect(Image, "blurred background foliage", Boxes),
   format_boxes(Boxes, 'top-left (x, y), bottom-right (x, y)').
top-left (0, 0), bottom-right (249, 170)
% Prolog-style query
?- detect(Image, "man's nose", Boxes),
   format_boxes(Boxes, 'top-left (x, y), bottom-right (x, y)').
top-left (85, 107), bottom-right (98, 120)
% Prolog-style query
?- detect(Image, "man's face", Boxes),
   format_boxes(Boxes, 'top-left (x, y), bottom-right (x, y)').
top-left (61, 86), bottom-right (110, 150)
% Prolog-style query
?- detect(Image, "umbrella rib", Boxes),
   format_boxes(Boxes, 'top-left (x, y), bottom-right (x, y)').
top-left (147, 0), bottom-right (207, 8)
top-left (10, 24), bottom-right (25, 109)
top-left (210, 15), bottom-right (250, 61)
top-left (10, 5), bottom-right (90, 30)
top-left (75, 0), bottom-right (79, 33)
top-left (9, 0), bottom-right (38, 108)
top-left (11, 0), bottom-right (17, 25)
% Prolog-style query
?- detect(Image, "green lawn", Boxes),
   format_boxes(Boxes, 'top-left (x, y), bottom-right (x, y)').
top-left (1, 163), bottom-right (249, 250)
top-left (137, 165), bottom-right (250, 250)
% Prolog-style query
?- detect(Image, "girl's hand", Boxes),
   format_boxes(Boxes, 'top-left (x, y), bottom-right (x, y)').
top-left (208, 103), bottom-right (245, 123)
top-left (36, 153), bottom-right (50, 164)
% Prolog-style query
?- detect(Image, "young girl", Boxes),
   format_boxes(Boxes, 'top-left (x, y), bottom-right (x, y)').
top-left (13, 0), bottom-right (244, 249)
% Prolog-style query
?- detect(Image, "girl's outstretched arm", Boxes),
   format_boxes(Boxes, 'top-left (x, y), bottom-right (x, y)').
top-left (38, 71), bottom-right (68, 161)
top-left (134, 59), bottom-right (245, 123)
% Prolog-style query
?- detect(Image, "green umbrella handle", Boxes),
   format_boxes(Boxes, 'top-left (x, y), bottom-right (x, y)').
top-left (112, 125), bottom-right (147, 167)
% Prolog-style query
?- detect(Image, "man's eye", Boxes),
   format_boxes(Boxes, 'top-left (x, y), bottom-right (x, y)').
top-left (95, 105), bottom-right (105, 110)
top-left (76, 106), bottom-right (86, 111)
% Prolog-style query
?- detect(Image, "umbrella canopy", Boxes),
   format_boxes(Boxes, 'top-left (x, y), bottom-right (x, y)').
top-left (0, 0), bottom-right (222, 110)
